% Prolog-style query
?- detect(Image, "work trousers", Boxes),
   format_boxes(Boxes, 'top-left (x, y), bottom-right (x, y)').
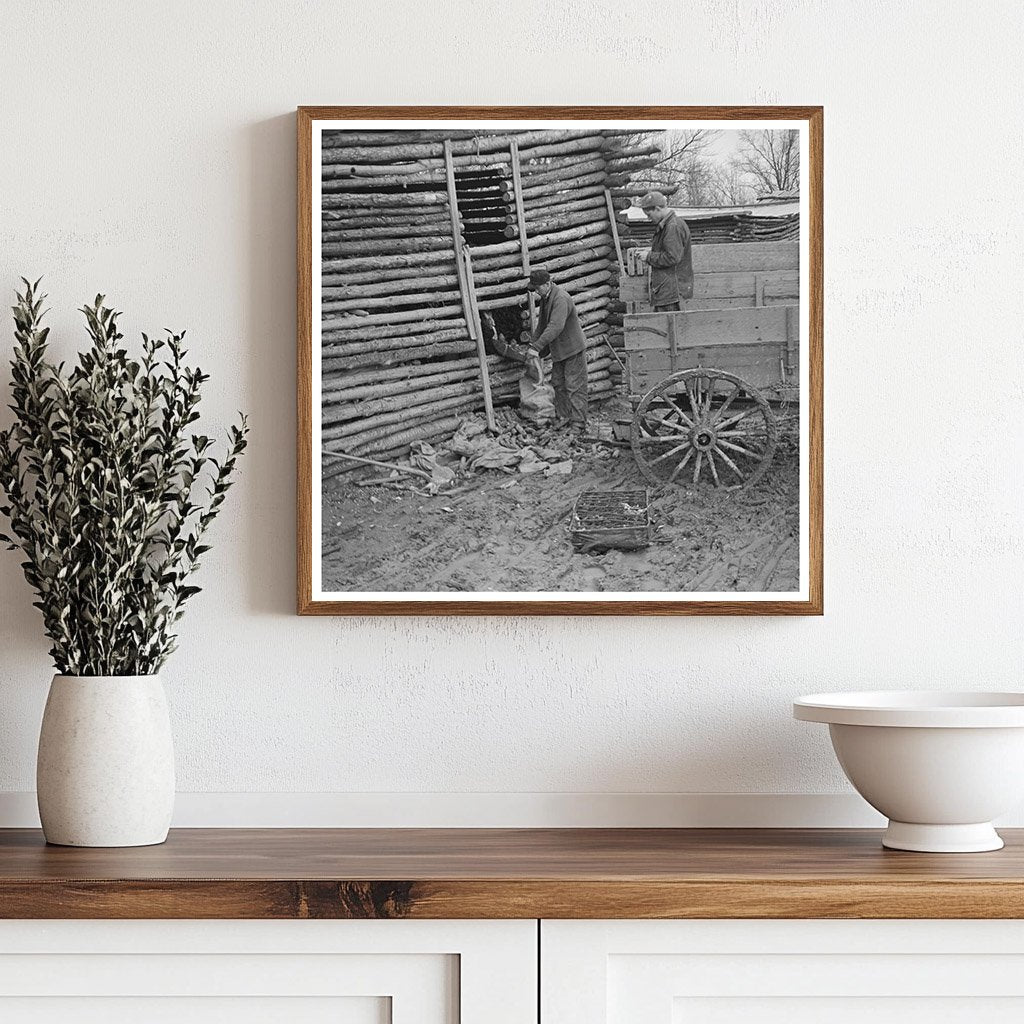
top-left (654, 301), bottom-right (681, 312)
top-left (550, 351), bottom-right (588, 426)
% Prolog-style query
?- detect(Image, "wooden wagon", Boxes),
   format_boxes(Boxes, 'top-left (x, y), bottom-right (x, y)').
top-left (620, 240), bottom-right (800, 488)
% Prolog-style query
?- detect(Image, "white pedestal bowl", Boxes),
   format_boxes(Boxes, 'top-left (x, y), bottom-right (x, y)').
top-left (793, 691), bottom-right (1024, 852)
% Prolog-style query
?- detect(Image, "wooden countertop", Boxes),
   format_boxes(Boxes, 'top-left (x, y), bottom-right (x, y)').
top-left (2, 828), bottom-right (1023, 919)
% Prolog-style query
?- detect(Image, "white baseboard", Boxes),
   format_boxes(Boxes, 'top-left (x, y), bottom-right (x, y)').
top-left (3, 790), bottom-right (1021, 829)
top-left (0, 791), bottom-right (885, 828)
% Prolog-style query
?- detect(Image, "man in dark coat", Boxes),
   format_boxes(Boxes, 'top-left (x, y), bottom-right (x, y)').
top-left (528, 268), bottom-right (588, 430)
top-left (639, 190), bottom-right (693, 311)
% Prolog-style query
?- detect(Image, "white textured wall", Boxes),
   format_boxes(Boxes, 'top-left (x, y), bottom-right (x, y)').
top-left (1, 0), bottom-right (1022, 824)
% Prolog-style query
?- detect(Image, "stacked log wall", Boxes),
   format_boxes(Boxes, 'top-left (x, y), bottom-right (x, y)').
top-left (319, 128), bottom-right (659, 462)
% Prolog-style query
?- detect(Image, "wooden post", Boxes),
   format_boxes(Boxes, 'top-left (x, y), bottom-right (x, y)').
top-left (509, 139), bottom-right (536, 332)
top-left (604, 188), bottom-right (626, 275)
top-left (665, 313), bottom-right (678, 374)
top-left (463, 248), bottom-right (496, 432)
top-left (444, 140), bottom-right (495, 432)
top-left (443, 140), bottom-right (478, 343)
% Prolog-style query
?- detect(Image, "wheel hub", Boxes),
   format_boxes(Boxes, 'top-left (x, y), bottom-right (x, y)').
top-left (691, 427), bottom-right (716, 451)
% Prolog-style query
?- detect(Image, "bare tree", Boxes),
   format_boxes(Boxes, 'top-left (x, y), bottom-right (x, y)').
top-left (671, 155), bottom-right (757, 207)
top-left (616, 129), bottom-right (799, 208)
top-left (672, 154), bottom-right (718, 206)
top-left (736, 129), bottom-right (800, 196)
top-left (616, 129), bottom-right (717, 196)
top-left (649, 129), bottom-right (715, 172)
top-left (707, 160), bottom-right (757, 206)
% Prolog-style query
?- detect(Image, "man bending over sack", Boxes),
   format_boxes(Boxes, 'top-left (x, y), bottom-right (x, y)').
top-left (527, 268), bottom-right (588, 433)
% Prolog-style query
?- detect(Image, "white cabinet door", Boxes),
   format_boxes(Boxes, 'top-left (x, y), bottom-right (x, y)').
top-left (0, 919), bottom-right (535, 1024)
top-left (543, 919), bottom-right (1024, 1024)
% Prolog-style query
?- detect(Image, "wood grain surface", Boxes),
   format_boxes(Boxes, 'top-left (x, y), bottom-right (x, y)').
top-left (2, 827), bottom-right (1020, 920)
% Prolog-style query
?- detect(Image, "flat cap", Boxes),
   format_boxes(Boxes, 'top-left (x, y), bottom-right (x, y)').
top-left (639, 190), bottom-right (669, 209)
top-left (529, 268), bottom-right (551, 287)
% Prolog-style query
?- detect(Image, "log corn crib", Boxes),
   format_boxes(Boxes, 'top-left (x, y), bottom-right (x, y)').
top-left (319, 130), bottom-right (669, 475)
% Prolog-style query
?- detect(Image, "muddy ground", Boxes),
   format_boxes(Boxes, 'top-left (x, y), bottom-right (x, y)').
top-left (321, 409), bottom-right (800, 595)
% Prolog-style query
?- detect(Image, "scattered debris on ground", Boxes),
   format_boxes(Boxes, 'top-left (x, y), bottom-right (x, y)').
top-left (321, 404), bottom-right (801, 594)
top-left (326, 406), bottom-right (614, 494)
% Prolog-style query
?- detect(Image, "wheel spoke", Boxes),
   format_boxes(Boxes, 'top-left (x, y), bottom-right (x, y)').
top-left (713, 445), bottom-right (745, 481)
top-left (664, 395), bottom-right (695, 428)
top-left (649, 402), bottom-right (679, 428)
top-left (702, 376), bottom-right (717, 420)
top-left (710, 384), bottom-right (741, 425)
top-left (685, 381), bottom-right (702, 423)
top-left (637, 432), bottom-right (691, 444)
top-left (717, 437), bottom-right (763, 462)
top-left (650, 441), bottom-right (692, 465)
top-left (715, 406), bottom-right (761, 432)
top-left (706, 448), bottom-right (721, 487)
top-left (650, 406), bottom-right (693, 431)
top-left (692, 450), bottom-right (704, 485)
top-left (716, 434), bottom-right (765, 454)
top-left (667, 446), bottom-right (695, 483)
top-left (717, 430), bottom-right (768, 452)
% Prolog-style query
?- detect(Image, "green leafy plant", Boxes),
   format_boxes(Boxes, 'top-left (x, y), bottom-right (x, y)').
top-left (0, 279), bottom-right (248, 676)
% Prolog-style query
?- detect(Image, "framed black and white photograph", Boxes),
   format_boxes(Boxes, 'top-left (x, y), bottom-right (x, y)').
top-left (297, 106), bottom-right (822, 615)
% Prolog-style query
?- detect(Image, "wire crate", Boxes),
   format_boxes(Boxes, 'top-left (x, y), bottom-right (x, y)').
top-left (569, 489), bottom-right (651, 552)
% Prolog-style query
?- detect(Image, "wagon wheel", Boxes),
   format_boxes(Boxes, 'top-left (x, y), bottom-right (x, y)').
top-left (630, 369), bottom-right (778, 488)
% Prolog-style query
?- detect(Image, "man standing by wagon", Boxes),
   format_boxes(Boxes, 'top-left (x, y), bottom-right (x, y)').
top-left (527, 268), bottom-right (588, 432)
top-left (639, 190), bottom-right (693, 312)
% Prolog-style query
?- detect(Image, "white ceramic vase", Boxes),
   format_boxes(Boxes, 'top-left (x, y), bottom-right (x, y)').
top-left (36, 675), bottom-right (175, 847)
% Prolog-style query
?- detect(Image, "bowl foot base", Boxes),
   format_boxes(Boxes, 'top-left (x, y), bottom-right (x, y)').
top-left (882, 821), bottom-right (1004, 853)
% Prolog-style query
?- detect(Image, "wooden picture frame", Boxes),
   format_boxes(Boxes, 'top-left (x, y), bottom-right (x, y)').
top-left (298, 106), bottom-right (823, 615)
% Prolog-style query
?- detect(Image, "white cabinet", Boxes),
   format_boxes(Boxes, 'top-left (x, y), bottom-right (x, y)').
top-left (542, 920), bottom-right (1024, 1023)
top-left (0, 920), bottom-right (536, 1024)
top-left (9, 916), bottom-right (1024, 1021)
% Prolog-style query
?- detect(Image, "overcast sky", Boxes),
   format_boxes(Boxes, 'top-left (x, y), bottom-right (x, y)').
top-left (658, 128), bottom-right (745, 168)
top-left (703, 130), bottom-right (745, 160)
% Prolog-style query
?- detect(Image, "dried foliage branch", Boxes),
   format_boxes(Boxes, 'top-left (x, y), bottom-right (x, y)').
top-left (0, 279), bottom-right (248, 676)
